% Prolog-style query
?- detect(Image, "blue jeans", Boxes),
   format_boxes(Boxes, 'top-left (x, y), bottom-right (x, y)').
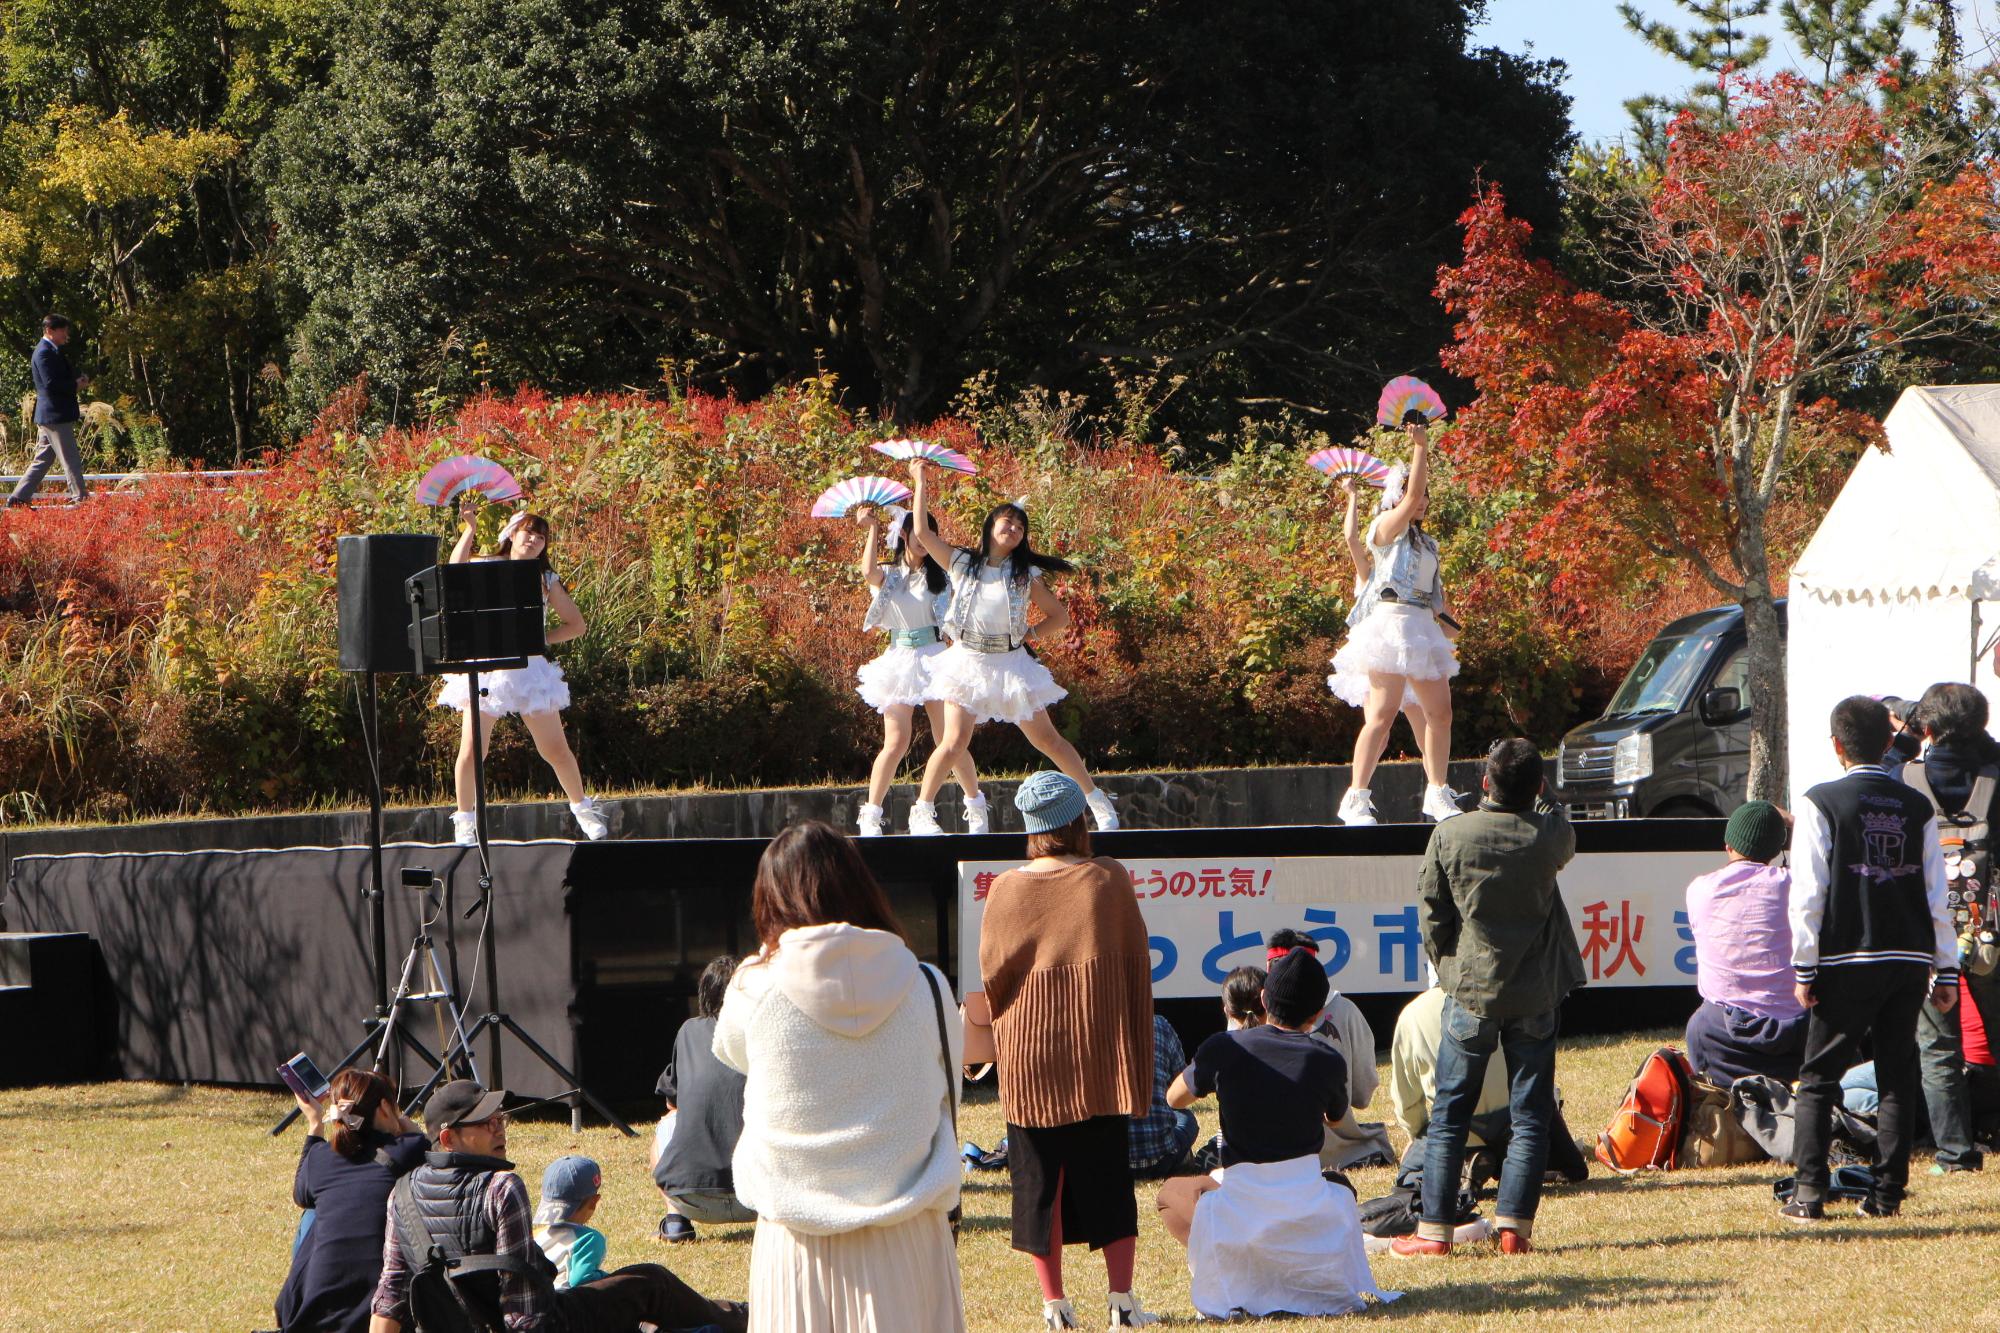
top-left (1419, 996), bottom-right (1560, 1241)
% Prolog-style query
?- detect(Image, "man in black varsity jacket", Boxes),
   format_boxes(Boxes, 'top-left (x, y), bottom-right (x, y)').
top-left (1784, 696), bottom-right (1959, 1222)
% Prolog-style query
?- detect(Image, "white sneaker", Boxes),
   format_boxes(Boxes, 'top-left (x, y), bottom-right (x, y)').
top-left (909, 800), bottom-right (943, 836)
top-left (963, 794), bottom-right (990, 835)
top-left (1337, 787), bottom-right (1378, 826)
top-left (1107, 1291), bottom-right (1160, 1328)
top-left (570, 798), bottom-right (610, 840)
top-left (857, 803), bottom-right (885, 837)
top-left (1085, 788), bottom-right (1120, 831)
top-left (1043, 1298), bottom-right (1079, 1331)
top-left (1423, 783), bottom-right (1466, 822)
top-left (450, 811), bottom-right (478, 847)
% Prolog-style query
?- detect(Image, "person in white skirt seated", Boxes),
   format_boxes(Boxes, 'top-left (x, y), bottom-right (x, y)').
top-left (903, 459), bottom-right (1119, 832)
top-left (1328, 417), bottom-right (1464, 826)
top-left (1155, 948), bottom-right (1399, 1319)
top-left (852, 504), bottom-right (987, 837)
top-left (713, 821), bottom-right (966, 1332)
top-left (436, 501), bottom-right (609, 843)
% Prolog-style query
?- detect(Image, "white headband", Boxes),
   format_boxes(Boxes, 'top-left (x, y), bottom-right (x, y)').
top-left (496, 511), bottom-right (532, 546)
top-left (880, 504), bottom-right (910, 547)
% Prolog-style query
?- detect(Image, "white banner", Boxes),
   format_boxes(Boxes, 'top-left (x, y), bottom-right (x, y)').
top-left (957, 852), bottom-right (1717, 999)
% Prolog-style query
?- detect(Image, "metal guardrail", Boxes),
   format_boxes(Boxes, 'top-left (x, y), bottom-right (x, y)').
top-left (0, 468), bottom-right (267, 490)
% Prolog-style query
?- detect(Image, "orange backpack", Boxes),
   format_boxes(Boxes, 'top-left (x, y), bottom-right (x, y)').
top-left (1595, 1046), bottom-right (1695, 1174)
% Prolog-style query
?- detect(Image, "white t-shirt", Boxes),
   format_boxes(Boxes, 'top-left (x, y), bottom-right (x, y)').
top-left (966, 562), bottom-right (1016, 638)
top-left (874, 565), bottom-right (938, 631)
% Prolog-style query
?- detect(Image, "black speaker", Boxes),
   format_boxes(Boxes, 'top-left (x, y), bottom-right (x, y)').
top-left (406, 559), bottom-right (547, 671)
top-left (337, 534), bottom-right (439, 674)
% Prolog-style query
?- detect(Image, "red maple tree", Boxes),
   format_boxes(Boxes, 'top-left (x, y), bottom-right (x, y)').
top-left (1435, 69), bottom-right (2000, 798)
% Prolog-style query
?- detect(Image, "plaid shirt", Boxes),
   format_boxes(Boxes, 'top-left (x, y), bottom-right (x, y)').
top-left (372, 1166), bottom-right (554, 1332)
top-left (1128, 1014), bottom-right (1195, 1168)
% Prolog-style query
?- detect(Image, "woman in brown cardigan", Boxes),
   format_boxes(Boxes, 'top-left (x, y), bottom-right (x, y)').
top-left (971, 770), bottom-right (1159, 1330)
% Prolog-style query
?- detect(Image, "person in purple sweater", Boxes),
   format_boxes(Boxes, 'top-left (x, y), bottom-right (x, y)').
top-left (1683, 801), bottom-right (1810, 1085)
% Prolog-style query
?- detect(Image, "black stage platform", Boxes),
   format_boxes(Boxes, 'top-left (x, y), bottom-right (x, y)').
top-left (4, 820), bottom-right (1716, 1108)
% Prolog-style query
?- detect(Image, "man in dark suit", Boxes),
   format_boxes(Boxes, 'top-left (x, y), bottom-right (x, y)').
top-left (8, 314), bottom-right (90, 507)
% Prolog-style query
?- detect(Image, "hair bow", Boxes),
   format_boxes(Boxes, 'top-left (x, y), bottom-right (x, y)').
top-left (331, 1097), bottom-right (365, 1132)
top-left (495, 511), bottom-right (532, 547)
top-left (1380, 464), bottom-right (1408, 511)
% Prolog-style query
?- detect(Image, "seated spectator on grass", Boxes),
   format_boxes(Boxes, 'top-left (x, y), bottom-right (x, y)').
top-left (276, 1069), bottom-right (426, 1333)
top-left (1156, 948), bottom-right (1397, 1319)
top-left (1264, 928), bottom-right (1389, 1168)
top-left (534, 1156), bottom-right (607, 1290)
top-left (654, 954), bottom-right (755, 1242)
top-left (369, 1079), bottom-right (746, 1333)
top-left (715, 821), bottom-right (966, 1332)
top-left (1129, 1012), bottom-right (1200, 1179)
top-left (1683, 800), bottom-right (1809, 1086)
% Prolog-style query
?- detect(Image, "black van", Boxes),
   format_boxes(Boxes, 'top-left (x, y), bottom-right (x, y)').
top-left (1553, 600), bottom-right (1788, 819)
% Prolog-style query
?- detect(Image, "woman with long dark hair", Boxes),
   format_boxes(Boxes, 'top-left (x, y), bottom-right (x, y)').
top-left (1326, 420), bottom-right (1463, 825)
top-left (436, 498), bottom-right (609, 842)
top-left (274, 1069), bottom-right (427, 1332)
top-left (905, 461), bottom-right (1119, 832)
top-left (713, 821), bottom-right (966, 1331)
top-left (853, 505), bottom-right (986, 836)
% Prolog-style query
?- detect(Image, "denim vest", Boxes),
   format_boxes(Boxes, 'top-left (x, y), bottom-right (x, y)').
top-left (1346, 522), bottom-right (1441, 628)
top-left (862, 564), bottom-right (948, 634)
top-left (941, 552), bottom-right (1034, 650)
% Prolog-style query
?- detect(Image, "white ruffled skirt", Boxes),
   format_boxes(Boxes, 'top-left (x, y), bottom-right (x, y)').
top-left (855, 640), bottom-right (950, 714)
top-left (924, 642), bottom-right (1066, 724)
top-left (435, 655), bottom-right (572, 718)
top-left (1327, 604), bottom-right (1458, 709)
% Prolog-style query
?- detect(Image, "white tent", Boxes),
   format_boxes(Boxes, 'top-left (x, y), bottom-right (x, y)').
top-left (1788, 384), bottom-right (2000, 802)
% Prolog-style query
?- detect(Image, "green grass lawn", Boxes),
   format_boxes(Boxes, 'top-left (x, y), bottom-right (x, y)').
top-left (3, 1030), bottom-right (1997, 1331)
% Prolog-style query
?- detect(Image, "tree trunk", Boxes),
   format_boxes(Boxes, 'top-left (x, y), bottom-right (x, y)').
top-left (1738, 534), bottom-right (1788, 802)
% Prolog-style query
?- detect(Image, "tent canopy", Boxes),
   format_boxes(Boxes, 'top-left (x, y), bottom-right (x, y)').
top-left (1789, 385), bottom-right (2000, 605)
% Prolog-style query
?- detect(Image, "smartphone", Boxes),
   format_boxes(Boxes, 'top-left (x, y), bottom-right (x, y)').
top-left (278, 1051), bottom-right (332, 1101)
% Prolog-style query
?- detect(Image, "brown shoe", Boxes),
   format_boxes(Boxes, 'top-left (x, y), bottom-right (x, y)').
top-left (1388, 1235), bottom-right (1451, 1257)
top-left (1497, 1228), bottom-right (1532, 1254)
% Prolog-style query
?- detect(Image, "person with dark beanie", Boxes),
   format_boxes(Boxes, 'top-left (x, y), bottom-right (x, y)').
top-left (1155, 948), bottom-right (1395, 1318)
top-left (1682, 800), bottom-right (1810, 1084)
top-left (1900, 681), bottom-right (2000, 1174)
top-left (1782, 696), bottom-right (1959, 1223)
top-left (1393, 737), bottom-right (1581, 1257)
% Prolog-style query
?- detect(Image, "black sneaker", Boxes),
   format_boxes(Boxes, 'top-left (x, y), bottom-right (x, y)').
top-left (1778, 1198), bottom-right (1826, 1224)
top-left (1857, 1197), bottom-right (1899, 1219)
top-left (659, 1214), bottom-right (697, 1243)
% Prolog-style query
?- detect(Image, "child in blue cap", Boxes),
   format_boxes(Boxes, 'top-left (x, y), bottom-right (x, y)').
top-left (534, 1154), bottom-right (607, 1289)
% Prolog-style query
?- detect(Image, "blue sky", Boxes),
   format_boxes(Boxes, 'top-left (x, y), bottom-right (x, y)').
top-left (1470, 0), bottom-right (1999, 145)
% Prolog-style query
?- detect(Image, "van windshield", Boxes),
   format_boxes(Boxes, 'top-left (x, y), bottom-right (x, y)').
top-left (1605, 633), bottom-right (1722, 716)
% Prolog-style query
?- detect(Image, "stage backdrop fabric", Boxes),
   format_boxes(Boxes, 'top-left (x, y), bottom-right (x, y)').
top-left (7, 841), bottom-right (580, 1098)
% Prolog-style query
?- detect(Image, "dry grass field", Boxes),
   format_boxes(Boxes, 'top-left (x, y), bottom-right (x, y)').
top-left (2, 1030), bottom-right (1997, 1332)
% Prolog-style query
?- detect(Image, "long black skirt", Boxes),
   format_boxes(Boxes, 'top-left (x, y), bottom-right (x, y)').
top-left (1007, 1115), bottom-right (1140, 1256)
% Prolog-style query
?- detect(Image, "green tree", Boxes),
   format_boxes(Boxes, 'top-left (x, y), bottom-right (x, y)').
top-left (1780, 0), bottom-right (1913, 84)
top-left (1618, 0), bottom-right (1773, 154)
top-left (263, 0), bottom-right (1574, 448)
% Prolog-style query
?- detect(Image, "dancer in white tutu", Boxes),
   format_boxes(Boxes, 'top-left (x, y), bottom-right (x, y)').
top-left (436, 499), bottom-right (609, 844)
top-left (852, 504), bottom-right (987, 837)
top-left (904, 461), bottom-right (1120, 833)
top-left (1327, 419), bottom-right (1464, 825)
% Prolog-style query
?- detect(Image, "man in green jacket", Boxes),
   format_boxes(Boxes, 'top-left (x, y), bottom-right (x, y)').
top-left (1392, 738), bottom-right (1583, 1258)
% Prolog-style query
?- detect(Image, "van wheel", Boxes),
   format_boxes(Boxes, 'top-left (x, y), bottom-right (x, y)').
top-left (1650, 798), bottom-right (1719, 819)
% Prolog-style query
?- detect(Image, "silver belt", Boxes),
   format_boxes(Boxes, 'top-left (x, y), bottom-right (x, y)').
top-left (954, 630), bottom-right (1021, 653)
top-left (886, 626), bottom-right (941, 648)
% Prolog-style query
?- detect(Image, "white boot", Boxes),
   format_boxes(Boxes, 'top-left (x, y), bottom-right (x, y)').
top-left (450, 811), bottom-right (478, 847)
top-left (1107, 1290), bottom-right (1160, 1328)
top-left (1042, 1298), bottom-right (1079, 1331)
top-left (857, 803), bottom-right (885, 837)
top-left (908, 800), bottom-right (943, 836)
top-left (1423, 783), bottom-right (1466, 822)
top-left (1337, 787), bottom-right (1378, 826)
top-left (963, 793), bottom-right (990, 835)
top-left (1085, 788), bottom-right (1120, 832)
top-left (569, 798), bottom-right (610, 841)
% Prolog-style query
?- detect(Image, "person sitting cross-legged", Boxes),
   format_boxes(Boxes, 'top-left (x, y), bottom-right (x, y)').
top-left (366, 1079), bottom-right (746, 1333)
top-left (1129, 1012), bottom-right (1201, 1179)
top-left (1683, 800), bottom-right (1811, 1086)
top-left (1155, 948), bottom-right (1399, 1320)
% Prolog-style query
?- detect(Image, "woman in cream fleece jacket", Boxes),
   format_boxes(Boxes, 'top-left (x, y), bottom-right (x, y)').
top-left (714, 821), bottom-right (965, 1332)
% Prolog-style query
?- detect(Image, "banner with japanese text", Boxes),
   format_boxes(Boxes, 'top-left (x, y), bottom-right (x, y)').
top-left (957, 852), bottom-right (1717, 999)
